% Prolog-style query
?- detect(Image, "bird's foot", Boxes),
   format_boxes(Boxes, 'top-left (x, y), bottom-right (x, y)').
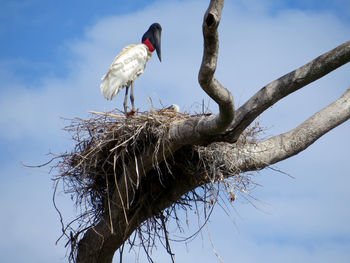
top-left (126, 109), bottom-right (136, 117)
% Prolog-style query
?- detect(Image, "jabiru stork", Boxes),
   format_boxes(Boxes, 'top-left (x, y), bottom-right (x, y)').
top-left (100, 23), bottom-right (162, 115)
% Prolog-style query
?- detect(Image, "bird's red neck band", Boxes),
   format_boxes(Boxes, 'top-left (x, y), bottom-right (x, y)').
top-left (142, 38), bottom-right (155, 52)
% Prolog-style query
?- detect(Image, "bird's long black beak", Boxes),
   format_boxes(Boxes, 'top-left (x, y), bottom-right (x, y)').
top-left (142, 23), bottom-right (162, 62)
top-left (154, 29), bottom-right (162, 62)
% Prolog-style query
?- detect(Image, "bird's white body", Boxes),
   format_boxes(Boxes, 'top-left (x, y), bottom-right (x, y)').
top-left (166, 104), bottom-right (180, 112)
top-left (100, 43), bottom-right (152, 100)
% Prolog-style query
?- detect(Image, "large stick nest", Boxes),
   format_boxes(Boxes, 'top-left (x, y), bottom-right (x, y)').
top-left (51, 109), bottom-right (262, 262)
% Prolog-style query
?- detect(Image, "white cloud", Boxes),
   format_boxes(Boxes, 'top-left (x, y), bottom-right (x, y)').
top-left (1, 0), bottom-right (350, 262)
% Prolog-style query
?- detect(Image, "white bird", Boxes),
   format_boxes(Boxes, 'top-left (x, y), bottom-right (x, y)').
top-left (100, 23), bottom-right (162, 115)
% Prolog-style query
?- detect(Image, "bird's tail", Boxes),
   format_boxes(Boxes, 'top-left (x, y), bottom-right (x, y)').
top-left (100, 73), bottom-right (124, 100)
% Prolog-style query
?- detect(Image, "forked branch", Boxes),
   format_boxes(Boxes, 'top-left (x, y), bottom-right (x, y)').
top-left (220, 40), bottom-right (350, 142)
top-left (234, 88), bottom-right (350, 172)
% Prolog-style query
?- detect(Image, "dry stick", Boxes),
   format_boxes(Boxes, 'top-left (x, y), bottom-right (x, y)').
top-left (63, 143), bottom-right (100, 177)
top-left (53, 180), bottom-right (68, 244)
top-left (134, 155), bottom-right (140, 188)
top-left (160, 214), bottom-right (175, 263)
top-left (119, 242), bottom-right (125, 263)
top-left (121, 152), bottom-right (130, 210)
top-left (205, 222), bottom-right (224, 263)
top-left (83, 196), bottom-right (105, 247)
top-left (113, 154), bottom-right (129, 225)
top-left (105, 170), bottom-right (114, 234)
top-left (88, 110), bottom-right (126, 119)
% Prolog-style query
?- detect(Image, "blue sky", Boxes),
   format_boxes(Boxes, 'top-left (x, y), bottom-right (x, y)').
top-left (1, 0), bottom-right (349, 262)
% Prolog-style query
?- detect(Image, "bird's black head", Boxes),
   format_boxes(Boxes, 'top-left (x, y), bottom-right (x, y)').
top-left (142, 23), bottom-right (162, 62)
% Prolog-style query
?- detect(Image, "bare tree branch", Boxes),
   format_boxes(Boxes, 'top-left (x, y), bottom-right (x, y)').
top-left (220, 41), bottom-right (350, 143)
top-left (198, 0), bottom-right (235, 134)
top-left (168, 0), bottom-right (235, 143)
top-left (233, 88), bottom-right (350, 172)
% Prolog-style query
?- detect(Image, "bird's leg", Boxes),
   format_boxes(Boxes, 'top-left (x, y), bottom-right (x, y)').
top-left (130, 81), bottom-right (135, 112)
top-left (124, 86), bottom-right (129, 115)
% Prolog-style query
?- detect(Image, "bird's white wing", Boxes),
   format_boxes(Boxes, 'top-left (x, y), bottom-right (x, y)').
top-left (100, 44), bottom-right (151, 100)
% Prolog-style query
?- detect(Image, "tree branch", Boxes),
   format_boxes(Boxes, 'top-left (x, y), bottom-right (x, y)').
top-left (168, 0), bottom-right (235, 144)
top-left (198, 0), bottom-right (235, 134)
top-left (233, 88), bottom-right (350, 172)
top-left (219, 40), bottom-right (350, 143)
